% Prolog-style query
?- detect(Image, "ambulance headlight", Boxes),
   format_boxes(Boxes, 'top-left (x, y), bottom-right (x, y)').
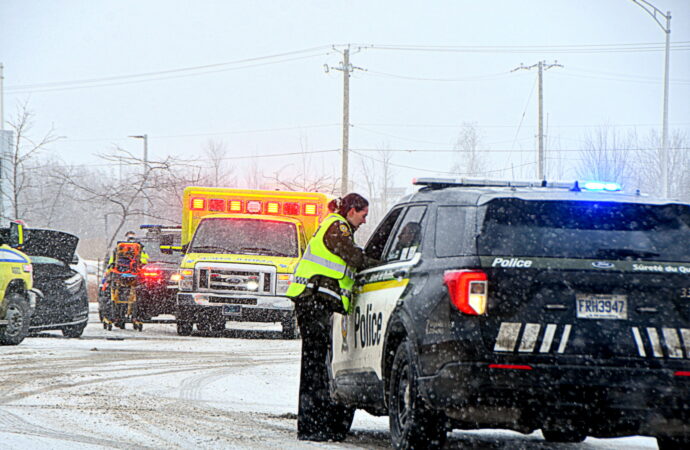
top-left (246, 279), bottom-right (259, 291)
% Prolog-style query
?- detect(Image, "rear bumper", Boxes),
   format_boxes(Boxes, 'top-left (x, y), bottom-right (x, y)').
top-left (418, 361), bottom-right (690, 435)
top-left (177, 292), bottom-right (293, 323)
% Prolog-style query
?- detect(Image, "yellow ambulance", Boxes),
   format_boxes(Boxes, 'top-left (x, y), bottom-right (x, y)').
top-left (167, 187), bottom-right (330, 338)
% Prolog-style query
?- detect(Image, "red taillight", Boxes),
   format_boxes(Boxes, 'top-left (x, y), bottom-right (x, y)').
top-left (284, 202), bottom-right (300, 215)
top-left (228, 200), bottom-right (243, 212)
top-left (190, 197), bottom-right (206, 210)
top-left (246, 200), bottom-right (262, 213)
top-left (208, 199), bottom-right (225, 211)
top-left (489, 364), bottom-right (533, 371)
top-left (303, 203), bottom-right (318, 215)
top-left (444, 270), bottom-right (488, 315)
top-left (140, 265), bottom-right (162, 280)
top-left (266, 201), bottom-right (280, 214)
top-left (675, 371), bottom-right (690, 377)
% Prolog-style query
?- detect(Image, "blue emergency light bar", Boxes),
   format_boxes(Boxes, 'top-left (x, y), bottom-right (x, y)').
top-left (413, 177), bottom-right (623, 193)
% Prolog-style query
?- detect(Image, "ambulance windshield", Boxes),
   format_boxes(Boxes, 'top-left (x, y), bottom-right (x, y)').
top-left (189, 218), bottom-right (298, 257)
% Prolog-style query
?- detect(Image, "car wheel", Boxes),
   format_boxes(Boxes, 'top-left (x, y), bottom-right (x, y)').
top-left (177, 321), bottom-right (193, 336)
top-left (209, 319), bottom-right (225, 334)
top-left (657, 435), bottom-right (690, 450)
top-left (281, 312), bottom-right (300, 339)
top-left (0, 293), bottom-right (31, 345)
top-left (542, 427), bottom-right (586, 443)
top-left (62, 323), bottom-right (86, 338)
top-left (389, 340), bottom-right (447, 449)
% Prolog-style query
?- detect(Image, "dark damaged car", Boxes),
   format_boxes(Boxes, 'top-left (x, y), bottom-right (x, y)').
top-left (21, 229), bottom-right (89, 338)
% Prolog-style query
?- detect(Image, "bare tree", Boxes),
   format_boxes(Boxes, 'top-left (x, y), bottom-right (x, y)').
top-left (632, 129), bottom-right (690, 200)
top-left (201, 139), bottom-right (235, 187)
top-left (266, 138), bottom-right (338, 193)
top-left (4, 101), bottom-right (61, 221)
top-left (451, 122), bottom-right (486, 176)
top-left (243, 156), bottom-right (264, 189)
top-left (357, 146), bottom-right (399, 242)
top-left (52, 148), bottom-right (181, 248)
top-left (576, 126), bottom-right (637, 188)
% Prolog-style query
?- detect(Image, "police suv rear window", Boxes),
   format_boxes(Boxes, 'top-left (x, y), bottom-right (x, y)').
top-left (477, 199), bottom-right (690, 262)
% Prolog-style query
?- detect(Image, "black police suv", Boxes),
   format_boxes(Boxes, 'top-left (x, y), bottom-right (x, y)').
top-left (327, 178), bottom-right (690, 449)
top-left (20, 229), bottom-right (89, 338)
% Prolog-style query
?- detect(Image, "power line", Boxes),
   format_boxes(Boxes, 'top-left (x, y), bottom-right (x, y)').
top-left (362, 41), bottom-right (690, 54)
top-left (6, 53), bottom-right (330, 94)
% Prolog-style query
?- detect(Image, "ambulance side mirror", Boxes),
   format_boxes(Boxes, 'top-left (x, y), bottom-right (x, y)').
top-left (9, 221), bottom-right (24, 248)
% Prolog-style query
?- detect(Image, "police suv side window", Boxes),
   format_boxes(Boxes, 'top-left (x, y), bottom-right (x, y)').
top-left (364, 207), bottom-right (404, 261)
top-left (435, 206), bottom-right (472, 257)
top-left (384, 206), bottom-right (427, 262)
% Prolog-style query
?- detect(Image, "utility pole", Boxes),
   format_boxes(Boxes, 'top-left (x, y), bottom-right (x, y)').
top-left (129, 134), bottom-right (148, 217)
top-left (512, 61), bottom-right (562, 180)
top-left (629, 0), bottom-right (672, 197)
top-left (326, 46), bottom-right (364, 196)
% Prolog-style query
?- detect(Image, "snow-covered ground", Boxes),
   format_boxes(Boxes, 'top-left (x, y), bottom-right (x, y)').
top-left (0, 307), bottom-right (660, 449)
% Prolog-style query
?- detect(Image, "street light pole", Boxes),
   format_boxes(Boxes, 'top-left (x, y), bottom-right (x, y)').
top-left (630, 0), bottom-right (672, 197)
top-left (129, 134), bottom-right (148, 216)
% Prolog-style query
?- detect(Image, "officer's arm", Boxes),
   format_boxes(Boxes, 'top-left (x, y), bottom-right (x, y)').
top-left (323, 222), bottom-right (378, 270)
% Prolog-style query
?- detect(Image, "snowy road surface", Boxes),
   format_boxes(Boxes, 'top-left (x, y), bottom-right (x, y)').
top-left (0, 306), bottom-right (660, 449)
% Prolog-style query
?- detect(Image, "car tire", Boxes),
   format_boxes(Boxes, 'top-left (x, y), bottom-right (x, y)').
top-left (389, 339), bottom-right (447, 449)
top-left (541, 427), bottom-right (587, 443)
top-left (62, 323), bottom-right (86, 338)
top-left (177, 321), bottom-right (193, 336)
top-left (209, 319), bottom-right (225, 334)
top-left (0, 293), bottom-right (31, 345)
top-left (657, 435), bottom-right (690, 450)
top-left (281, 312), bottom-right (300, 339)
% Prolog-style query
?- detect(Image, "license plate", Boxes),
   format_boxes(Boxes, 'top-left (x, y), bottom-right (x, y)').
top-left (576, 294), bottom-right (627, 320)
top-left (222, 304), bottom-right (241, 316)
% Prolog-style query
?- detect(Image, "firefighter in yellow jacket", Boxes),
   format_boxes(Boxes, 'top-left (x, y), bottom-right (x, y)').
top-left (286, 193), bottom-right (378, 442)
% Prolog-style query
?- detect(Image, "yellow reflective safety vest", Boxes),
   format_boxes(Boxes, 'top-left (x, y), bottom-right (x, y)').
top-left (286, 213), bottom-right (356, 313)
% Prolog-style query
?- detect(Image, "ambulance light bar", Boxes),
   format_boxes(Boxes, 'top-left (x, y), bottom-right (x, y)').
top-left (189, 197), bottom-right (320, 216)
top-left (413, 178), bottom-right (621, 192)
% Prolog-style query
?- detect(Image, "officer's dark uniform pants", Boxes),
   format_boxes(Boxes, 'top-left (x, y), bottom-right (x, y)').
top-left (294, 294), bottom-right (352, 441)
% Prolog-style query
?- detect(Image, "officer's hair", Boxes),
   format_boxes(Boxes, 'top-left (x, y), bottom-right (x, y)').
top-left (329, 193), bottom-right (369, 216)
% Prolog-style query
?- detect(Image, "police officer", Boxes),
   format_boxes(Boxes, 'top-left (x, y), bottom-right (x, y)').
top-left (286, 193), bottom-right (378, 442)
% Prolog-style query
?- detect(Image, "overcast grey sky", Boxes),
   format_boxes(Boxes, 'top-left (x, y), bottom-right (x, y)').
top-left (1, 0), bottom-right (689, 192)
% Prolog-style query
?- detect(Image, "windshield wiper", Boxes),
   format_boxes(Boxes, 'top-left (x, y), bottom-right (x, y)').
top-left (189, 245), bottom-right (234, 253)
top-left (595, 248), bottom-right (661, 260)
top-left (239, 247), bottom-right (290, 257)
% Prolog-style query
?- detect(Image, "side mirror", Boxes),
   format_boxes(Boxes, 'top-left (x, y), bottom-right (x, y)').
top-left (9, 221), bottom-right (24, 248)
top-left (160, 244), bottom-right (185, 255)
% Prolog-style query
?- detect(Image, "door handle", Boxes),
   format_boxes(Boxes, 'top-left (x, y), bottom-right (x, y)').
top-left (393, 270), bottom-right (407, 279)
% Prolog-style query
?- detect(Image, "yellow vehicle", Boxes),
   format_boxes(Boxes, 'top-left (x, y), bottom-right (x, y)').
top-left (167, 187), bottom-right (330, 338)
top-left (0, 222), bottom-right (35, 345)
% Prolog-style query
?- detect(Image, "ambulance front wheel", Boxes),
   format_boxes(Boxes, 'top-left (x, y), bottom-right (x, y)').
top-left (281, 312), bottom-right (300, 340)
top-left (177, 321), bottom-right (193, 336)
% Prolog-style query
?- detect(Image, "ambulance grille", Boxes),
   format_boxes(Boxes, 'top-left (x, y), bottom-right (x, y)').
top-left (200, 268), bottom-right (272, 294)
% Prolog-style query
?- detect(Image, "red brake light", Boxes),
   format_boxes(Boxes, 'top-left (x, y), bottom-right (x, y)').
top-left (444, 270), bottom-right (488, 315)
top-left (246, 200), bottom-right (262, 214)
top-left (266, 201), bottom-right (280, 214)
top-left (190, 197), bottom-right (206, 210)
top-left (284, 202), bottom-right (299, 215)
top-left (675, 371), bottom-right (690, 377)
top-left (303, 203), bottom-right (317, 216)
top-left (228, 200), bottom-right (243, 212)
top-left (208, 199), bottom-right (225, 211)
top-left (140, 265), bottom-right (162, 280)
